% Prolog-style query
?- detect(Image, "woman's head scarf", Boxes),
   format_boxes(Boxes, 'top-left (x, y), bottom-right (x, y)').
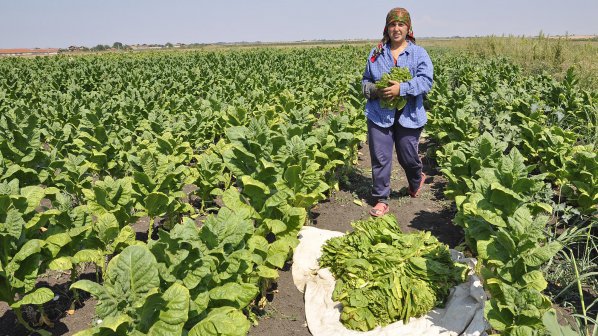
top-left (370, 7), bottom-right (415, 62)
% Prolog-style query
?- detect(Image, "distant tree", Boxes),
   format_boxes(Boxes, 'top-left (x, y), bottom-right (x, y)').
top-left (113, 42), bottom-right (124, 49)
top-left (165, 42), bottom-right (173, 48)
top-left (91, 44), bottom-right (110, 51)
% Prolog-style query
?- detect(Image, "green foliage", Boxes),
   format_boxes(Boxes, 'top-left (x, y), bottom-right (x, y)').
top-left (426, 51), bottom-right (595, 334)
top-left (71, 245), bottom-right (190, 335)
top-left (375, 66), bottom-right (412, 109)
top-left (560, 147), bottom-right (598, 214)
top-left (542, 310), bottom-right (579, 336)
top-left (0, 179), bottom-right (60, 334)
top-left (0, 46), bottom-right (370, 334)
top-left (188, 307), bottom-right (250, 336)
top-left (320, 215), bottom-right (467, 331)
top-left (436, 132), bottom-right (508, 199)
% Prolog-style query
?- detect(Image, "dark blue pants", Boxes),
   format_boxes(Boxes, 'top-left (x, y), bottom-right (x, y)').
top-left (368, 118), bottom-right (423, 203)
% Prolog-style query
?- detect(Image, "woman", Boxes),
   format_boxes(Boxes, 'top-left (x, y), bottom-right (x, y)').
top-left (362, 7), bottom-right (433, 217)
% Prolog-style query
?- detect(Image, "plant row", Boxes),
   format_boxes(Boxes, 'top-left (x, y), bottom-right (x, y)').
top-left (426, 53), bottom-right (596, 335)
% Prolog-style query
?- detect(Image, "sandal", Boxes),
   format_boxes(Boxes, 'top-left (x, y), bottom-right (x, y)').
top-left (369, 202), bottom-right (389, 217)
top-left (408, 172), bottom-right (426, 198)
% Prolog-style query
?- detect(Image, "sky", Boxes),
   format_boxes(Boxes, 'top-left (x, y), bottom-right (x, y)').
top-left (1, 0), bottom-right (597, 49)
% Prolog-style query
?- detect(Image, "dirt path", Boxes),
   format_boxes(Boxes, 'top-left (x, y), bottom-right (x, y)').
top-left (248, 137), bottom-right (465, 336)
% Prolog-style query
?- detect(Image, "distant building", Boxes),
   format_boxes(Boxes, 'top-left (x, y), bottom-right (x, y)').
top-left (0, 48), bottom-right (60, 57)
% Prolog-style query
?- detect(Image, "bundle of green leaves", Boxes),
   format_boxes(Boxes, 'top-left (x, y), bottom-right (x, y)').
top-left (375, 67), bottom-right (412, 110)
top-left (319, 215), bottom-right (468, 331)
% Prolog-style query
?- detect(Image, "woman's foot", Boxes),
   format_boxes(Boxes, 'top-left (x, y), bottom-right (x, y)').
top-left (408, 172), bottom-right (426, 198)
top-left (369, 202), bottom-right (390, 217)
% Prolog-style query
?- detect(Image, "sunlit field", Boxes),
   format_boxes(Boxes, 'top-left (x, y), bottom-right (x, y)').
top-left (0, 37), bottom-right (596, 335)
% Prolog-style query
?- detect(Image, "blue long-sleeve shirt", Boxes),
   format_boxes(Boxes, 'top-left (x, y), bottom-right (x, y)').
top-left (362, 41), bottom-right (434, 128)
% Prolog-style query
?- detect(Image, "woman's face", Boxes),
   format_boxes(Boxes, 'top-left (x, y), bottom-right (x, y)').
top-left (387, 21), bottom-right (409, 45)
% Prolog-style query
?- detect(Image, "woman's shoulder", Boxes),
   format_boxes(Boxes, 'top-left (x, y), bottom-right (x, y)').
top-left (367, 46), bottom-right (376, 57)
top-left (368, 44), bottom-right (381, 56)
top-left (408, 43), bottom-right (432, 61)
top-left (367, 43), bottom-right (388, 62)
top-left (408, 43), bottom-right (428, 54)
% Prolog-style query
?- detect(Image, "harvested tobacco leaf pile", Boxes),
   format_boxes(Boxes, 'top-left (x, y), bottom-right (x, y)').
top-left (319, 215), bottom-right (468, 331)
top-left (375, 66), bottom-right (411, 110)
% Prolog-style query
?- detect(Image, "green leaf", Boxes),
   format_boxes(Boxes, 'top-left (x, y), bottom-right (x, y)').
top-left (3, 208), bottom-right (25, 239)
top-left (521, 241), bottom-right (562, 267)
top-left (508, 205), bottom-right (533, 237)
top-left (512, 178), bottom-right (544, 195)
top-left (485, 300), bottom-right (512, 332)
top-left (45, 232), bottom-right (72, 257)
top-left (477, 238), bottom-right (510, 265)
top-left (10, 287), bottom-right (54, 308)
top-left (542, 310), bottom-right (578, 336)
top-left (283, 165), bottom-right (302, 192)
top-left (510, 326), bottom-right (535, 336)
top-left (528, 202), bottom-right (553, 215)
top-left (70, 279), bottom-right (107, 300)
top-left (147, 283), bottom-right (190, 335)
top-left (95, 213), bottom-right (120, 245)
top-left (144, 192), bottom-right (169, 217)
top-left (505, 148), bottom-right (528, 177)
top-left (200, 207), bottom-right (253, 250)
top-left (0, 194), bottom-right (11, 214)
top-left (25, 209), bottom-right (61, 230)
top-left (474, 199), bottom-right (508, 227)
top-left (521, 270), bottom-right (548, 291)
top-left (107, 245), bottom-right (160, 309)
top-left (48, 257), bottom-right (73, 271)
top-left (239, 175), bottom-right (270, 202)
top-left (257, 265), bottom-right (279, 279)
top-left (74, 245), bottom-right (161, 319)
top-left (248, 235), bottom-right (268, 254)
top-left (188, 307), bottom-right (250, 336)
top-left (489, 183), bottom-right (524, 209)
top-left (375, 67), bottom-right (411, 109)
top-left (209, 282), bottom-right (258, 309)
top-left (266, 239), bottom-right (292, 269)
top-left (109, 226), bottom-right (136, 253)
top-left (221, 187), bottom-right (257, 219)
top-left (495, 229), bottom-right (517, 255)
top-left (20, 186), bottom-right (45, 214)
top-left (264, 219), bottom-right (287, 235)
top-left (73, 249), bottom-right (104, 265)
top-left (6, 239), bottom-right (45, 290)
top-left (96, 313), bottom-right (133, 332)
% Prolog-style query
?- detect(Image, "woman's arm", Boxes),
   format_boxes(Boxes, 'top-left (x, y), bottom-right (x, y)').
top-left (362, 81), bottom-right (380, 99)
top-left (361, 53), bottom-right (380, 99)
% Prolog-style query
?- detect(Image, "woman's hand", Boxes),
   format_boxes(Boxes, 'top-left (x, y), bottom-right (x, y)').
top-left (380, 80), bottom-right (401, 99)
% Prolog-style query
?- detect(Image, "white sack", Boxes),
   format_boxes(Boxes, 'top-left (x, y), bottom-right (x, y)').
top-left (292, 226), bottom-right (489, 336)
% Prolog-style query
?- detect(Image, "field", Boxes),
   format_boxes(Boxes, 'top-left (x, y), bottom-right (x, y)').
top-left (0, 38), bottom-right (596, 335)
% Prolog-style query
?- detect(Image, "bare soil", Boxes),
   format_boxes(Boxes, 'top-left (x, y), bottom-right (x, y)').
top-left (0, 267), bottom-right (98, 336)
top-left (0, 138), bottom-right (464, 335)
